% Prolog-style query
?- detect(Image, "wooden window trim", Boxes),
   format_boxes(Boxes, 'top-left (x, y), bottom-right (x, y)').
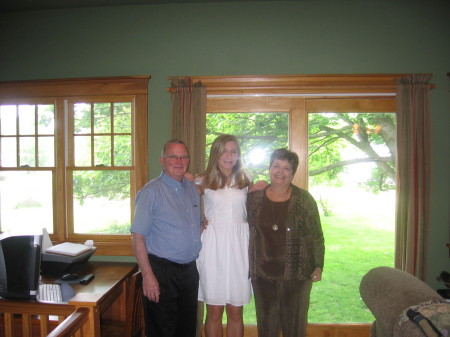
top-left (183, 74), bottom-right (409, 96)
top-left (0, 76), bottom-right (149, 98)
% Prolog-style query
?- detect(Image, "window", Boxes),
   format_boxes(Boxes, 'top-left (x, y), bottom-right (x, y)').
top-left (196, 74), bottom-right (399, 323)
top-left (0, 76), bottom-right (149, 255)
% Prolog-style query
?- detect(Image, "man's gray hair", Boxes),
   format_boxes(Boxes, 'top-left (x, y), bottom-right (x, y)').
top-left (161, 139), bottom-right (189, 156)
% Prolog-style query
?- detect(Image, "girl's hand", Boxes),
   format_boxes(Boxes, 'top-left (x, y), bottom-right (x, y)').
top-left (201, 217), bottom-right (209, 233)
top-left (250, 180), bottom-right (268, 192)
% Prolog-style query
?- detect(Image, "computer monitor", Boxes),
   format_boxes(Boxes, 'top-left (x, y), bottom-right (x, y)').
top-left (0, 232), bottom-right (42, 299)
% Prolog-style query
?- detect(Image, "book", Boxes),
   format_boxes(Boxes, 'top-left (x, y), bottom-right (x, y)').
top-left (45, 242), bottom-right (91, 257)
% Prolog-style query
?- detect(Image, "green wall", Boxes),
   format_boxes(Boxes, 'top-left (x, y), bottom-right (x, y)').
top-left (1, 0), bottom-right (449, 289)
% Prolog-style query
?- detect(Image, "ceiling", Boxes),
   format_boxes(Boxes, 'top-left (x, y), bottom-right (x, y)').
top-left (1, 0), bottom-right (277, 12)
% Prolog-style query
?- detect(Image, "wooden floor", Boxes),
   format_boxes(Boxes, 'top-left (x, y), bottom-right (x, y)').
top-left (202, 324), bottom-right (371, 337)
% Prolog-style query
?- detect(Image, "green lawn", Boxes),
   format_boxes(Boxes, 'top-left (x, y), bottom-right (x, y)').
top-left (307, 214), bottom-right (394, 323)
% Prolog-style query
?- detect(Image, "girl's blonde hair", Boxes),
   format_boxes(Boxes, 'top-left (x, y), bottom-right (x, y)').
top-left (199, 134), bottom-right (251, 190)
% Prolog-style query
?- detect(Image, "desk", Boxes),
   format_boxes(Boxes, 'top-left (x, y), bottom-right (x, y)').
top-left (0, 261), bottom-right (137, 337)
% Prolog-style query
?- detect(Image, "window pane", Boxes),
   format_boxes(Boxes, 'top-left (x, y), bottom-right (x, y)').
top-left (74, 103), bottom-right (91, 134)
top-left (206, 113), bottom-right (289, 181)
top-left (72, 101), bottom-right (133, 168)
top-left (75, 135), bottom-right (91, 166)
top-left (0, 171), bottom-right (54, 234)
top-left (1, 104), bottom-right (55, 168)
top-left (72, 170), bottom-right (131, 234)
top-left (94, 103), bottom-right (111, 134)
top-left (18, 105), bottom-right (35, 135)
top-left (1, 137), bottom-right (17, 167)
top-left (0, 105), bottom-right (17, 135)
top-left (19, 137), bottom-right (35, 167)
top-left (94, 135), bottom-right (111, 166)
top-left (37, 104), bottom-right (55, 135)
top-left (114, 135), bottom-right (132, 166)
top-left (114, 102), bottom-right (132, 133)
top-left (308, 112), bottom-right (396, 323)
top-left (38, 136), bottom-right (54, 167)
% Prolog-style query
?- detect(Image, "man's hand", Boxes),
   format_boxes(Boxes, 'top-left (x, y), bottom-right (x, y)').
top-left (143, 272), bottom-right (160, 303)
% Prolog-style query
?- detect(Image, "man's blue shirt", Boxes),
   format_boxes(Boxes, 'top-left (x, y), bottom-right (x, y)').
top-left (131, 171), bottom-right (202, 264)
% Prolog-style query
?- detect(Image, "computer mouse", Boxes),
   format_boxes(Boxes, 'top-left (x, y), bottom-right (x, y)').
top-left (61, 273), bottom-right (79, 281)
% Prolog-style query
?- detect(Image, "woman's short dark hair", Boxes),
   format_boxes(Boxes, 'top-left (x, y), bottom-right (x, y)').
top-left (269, 148), bottom-right (299, 175)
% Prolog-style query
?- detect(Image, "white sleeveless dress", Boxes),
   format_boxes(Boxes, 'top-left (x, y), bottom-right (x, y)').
top-left (196, 183), bottom-right (252, 306)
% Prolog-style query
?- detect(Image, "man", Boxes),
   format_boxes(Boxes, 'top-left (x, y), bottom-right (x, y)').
top-left (131, 139), bottom-right (202, 337)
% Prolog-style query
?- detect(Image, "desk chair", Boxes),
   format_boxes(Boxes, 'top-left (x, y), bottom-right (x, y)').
top-left (101, 271), bottom-right (144, 337)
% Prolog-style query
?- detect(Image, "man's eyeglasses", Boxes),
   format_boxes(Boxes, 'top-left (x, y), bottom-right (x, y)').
top-left (164, 154), bottom-right (190, 161)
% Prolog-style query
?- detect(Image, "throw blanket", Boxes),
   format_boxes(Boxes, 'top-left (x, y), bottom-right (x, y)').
top-left (395, 301), bottom-right (450, 337)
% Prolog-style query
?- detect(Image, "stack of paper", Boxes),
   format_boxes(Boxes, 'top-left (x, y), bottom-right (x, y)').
top-left (45, 242), bottom-right (91, 256)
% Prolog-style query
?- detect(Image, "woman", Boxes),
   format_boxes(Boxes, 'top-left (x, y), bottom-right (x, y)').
top-left (247, 148), bottom-right (325, 337)
top-left (196, 134), bottom-right (264, 337)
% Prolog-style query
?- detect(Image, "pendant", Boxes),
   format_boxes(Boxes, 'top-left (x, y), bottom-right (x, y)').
top-left (272, 224), bottom-right (279, 231)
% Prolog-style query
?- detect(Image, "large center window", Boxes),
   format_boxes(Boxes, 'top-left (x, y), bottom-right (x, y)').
top-left (199, 75), bottom-right (397, 324)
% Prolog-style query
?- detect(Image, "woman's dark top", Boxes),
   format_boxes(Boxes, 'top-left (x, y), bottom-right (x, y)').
top-left (247, 184), bottom-right (325, 281)
top-left (254, 195), bottom-right (290, 279)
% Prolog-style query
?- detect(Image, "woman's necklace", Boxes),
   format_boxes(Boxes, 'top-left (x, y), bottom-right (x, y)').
top-left (270, 200), bottom-right (283, 231)
top-left (267, 186), bottom-right (290, 231)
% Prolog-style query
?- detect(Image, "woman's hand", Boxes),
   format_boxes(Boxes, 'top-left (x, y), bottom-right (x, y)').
top-left (310, 267), bottom-right (323, 282)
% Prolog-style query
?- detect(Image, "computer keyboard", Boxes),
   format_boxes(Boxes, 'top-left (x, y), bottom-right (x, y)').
top-left (38, 283), bottom-right (63, 302)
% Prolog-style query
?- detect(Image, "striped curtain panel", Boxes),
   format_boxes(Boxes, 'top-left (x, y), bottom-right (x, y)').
top-left (395, 74), bottom-right (433, 280)
top-left (170, 77), bottom-right (207, 175)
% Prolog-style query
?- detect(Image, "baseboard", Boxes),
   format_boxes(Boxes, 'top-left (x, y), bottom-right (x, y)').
top-left (202, 323), bottom-right (371, 337)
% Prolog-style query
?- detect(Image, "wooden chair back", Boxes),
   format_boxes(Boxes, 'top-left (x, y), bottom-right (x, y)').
top-left (46, 307), bottom-right (89, 337)
top-left (125, 271), bottom-right (144, 337)
top-left (101, 270), bottom-right (144, 337)
top-left (0, 300), bottom-right (89, 337)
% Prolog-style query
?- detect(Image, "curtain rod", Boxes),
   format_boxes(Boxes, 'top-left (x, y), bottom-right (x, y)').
top-left (207, 93), bottom-right (396, 98)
